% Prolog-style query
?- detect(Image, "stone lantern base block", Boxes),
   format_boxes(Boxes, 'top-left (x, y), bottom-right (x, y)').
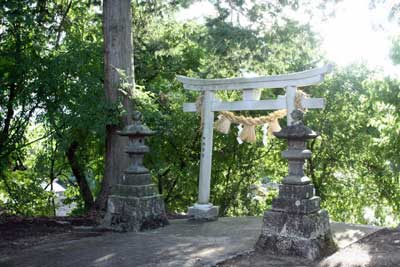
top-left (188, 204), bottom-right (219, 221)
top-left (272, 196), bottom-right (321, 214)
top-left (256, 209), bottom-right (337, 261)
top-left (111, 184), bottom-right (158, 198)
top-left (101, 194), bottom-right (169, 232)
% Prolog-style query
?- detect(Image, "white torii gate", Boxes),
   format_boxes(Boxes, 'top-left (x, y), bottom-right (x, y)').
top-left (177, 65), bottom-right (332, 220)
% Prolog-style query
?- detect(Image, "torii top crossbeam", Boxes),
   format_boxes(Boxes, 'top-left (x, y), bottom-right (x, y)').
top-left (177, 64), bottom-right (332, 91)
top-left (176, 65), bottom-right (332, 220)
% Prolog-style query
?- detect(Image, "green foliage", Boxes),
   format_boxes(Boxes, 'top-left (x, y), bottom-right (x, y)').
top-left (62, 185), bottom-right (87, 216)
top-left (0, 0), bottom-right (105, 215)
top-left (0, 169), bottom-right (54, 216)
top-left (305, 65), bottom-right (400, 225)
top-left (0, 0), bottom-right (58, 214)
top-left (0, 0), bottom-right (399, 227)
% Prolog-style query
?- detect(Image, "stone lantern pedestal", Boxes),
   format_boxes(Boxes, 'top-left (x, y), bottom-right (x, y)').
top-left (256, 111), bottom-right (336, 260)
top-left (102, 111), bottom-right (168, 232)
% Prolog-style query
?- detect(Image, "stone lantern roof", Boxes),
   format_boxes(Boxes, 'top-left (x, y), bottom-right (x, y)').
top-left (274, 123), bottom-right (318, 140)
top-left (117, 111), bottom-right (155, 136)
top-left (274, 110), bottom-right (318, 140)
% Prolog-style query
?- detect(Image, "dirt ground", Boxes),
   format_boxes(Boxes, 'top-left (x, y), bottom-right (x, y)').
top-left (0, 213), bottom-right (189, 258)
top-left (317, 227), bottom-right (400, 267)
top-left (0, 215), bottom-right (103, 256)
top-left (217, 227), bottom-right (400, 267)
top-left (215, 251), bottom-right (314, 267)
top-left (1, 216), bottom-right (263, 267)
top-left (0, 216), bottom-right (397, 267)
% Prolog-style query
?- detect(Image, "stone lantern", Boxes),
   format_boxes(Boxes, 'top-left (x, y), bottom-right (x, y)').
top-left (102, 111), bottom-right (168, 232)
top-left (119, 111), bottom-right (155, 177)
top-left (256, 110), bottom-right (336, 260)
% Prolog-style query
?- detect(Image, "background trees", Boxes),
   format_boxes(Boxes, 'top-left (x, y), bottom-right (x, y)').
top-left (0, 0), bottom-right (399, 226)
top-left (0, 0), bottom-right (106, 214)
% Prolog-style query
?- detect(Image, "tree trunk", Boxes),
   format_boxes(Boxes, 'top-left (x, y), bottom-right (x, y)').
top-left (66, 141), bottom-right (94, 211)
top-left (94, 0), bottom-right (134, 212)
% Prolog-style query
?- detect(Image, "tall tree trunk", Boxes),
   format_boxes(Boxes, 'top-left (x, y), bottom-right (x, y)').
top-left (66, 141), bottom-right (94, 211)
top-left (94, 0), bottom-right (134, 212)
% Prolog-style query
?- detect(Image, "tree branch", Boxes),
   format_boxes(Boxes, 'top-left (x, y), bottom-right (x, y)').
top-left (55, 0), bottom-right (73, 49)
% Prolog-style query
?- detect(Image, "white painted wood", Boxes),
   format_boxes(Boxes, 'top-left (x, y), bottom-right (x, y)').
top-left (179, 75), bottom-right (324, 91)
top-left (177, 65), bottom-right (332, 91)
top-left (183, 97), bottom-right (324, 112)
top-left (286, 86), bottom-right (297, 126)
top-left (215, 99), bottom-right (284, 111)
top-left (242, 89), bottom-right (261, 100)
top-left (198, 90), bottom-right (214, 204)
top-left (183, 102), bottom-right (198, 112)
top-left (183, 99), bottom-right (285, 112)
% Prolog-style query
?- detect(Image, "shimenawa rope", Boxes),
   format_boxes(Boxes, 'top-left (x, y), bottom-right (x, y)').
top-left (196, 90), bottom-right (308, 144)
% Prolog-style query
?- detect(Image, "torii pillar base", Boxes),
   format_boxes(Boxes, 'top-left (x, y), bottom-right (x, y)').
top-left (188, 203), bottom-right (219, 221)
top-left (256, 118), bottom-right (336, 260)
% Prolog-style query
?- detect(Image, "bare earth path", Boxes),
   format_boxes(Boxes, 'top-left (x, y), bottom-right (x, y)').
top-left (0, 217), bottom-right (382, 267)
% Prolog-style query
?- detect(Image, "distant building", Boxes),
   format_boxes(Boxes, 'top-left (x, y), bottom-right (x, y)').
top-left (42, 180), bottom-right (76, 216)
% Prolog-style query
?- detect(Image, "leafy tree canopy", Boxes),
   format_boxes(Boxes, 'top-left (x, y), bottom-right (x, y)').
top-left (0, 0), bottom-right (399, 226)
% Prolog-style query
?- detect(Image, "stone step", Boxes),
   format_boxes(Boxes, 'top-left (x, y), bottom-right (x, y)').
top-left (272, 196), bottom-right (320, 214)
top-left (109, 194), bottom-right (164, 201)
top-left (278, 184), bottom-right (315, 199)
top-left (282, 149), bottom-right (312, 159)
top-left (257, 209), bottom-right (336, 260)
top-left (104, 194), bottom-right (168, 232)
top-left (120, 173), bottom-right (153, 185)
top-left (124, 145), bottom-right (149, 154)
top-left (111, 184), bottom-right (158, 197)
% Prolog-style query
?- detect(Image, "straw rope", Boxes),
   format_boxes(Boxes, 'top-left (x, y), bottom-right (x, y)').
top-left (218, 109), bottom-right (287, 126)
top-left (196, 89), bottom-right (308, 143)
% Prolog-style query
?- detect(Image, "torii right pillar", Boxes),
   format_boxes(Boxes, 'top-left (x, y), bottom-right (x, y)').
top-left (256, 110), bottom-right (336, 260)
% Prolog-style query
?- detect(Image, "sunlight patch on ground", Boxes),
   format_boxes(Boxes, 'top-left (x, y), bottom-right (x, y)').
top-left (93, 253), bottom-right (116, 263)
top-left (194, 246), bottom-right (226, 257)
top-left (319, 244), bottom-right (373, 267)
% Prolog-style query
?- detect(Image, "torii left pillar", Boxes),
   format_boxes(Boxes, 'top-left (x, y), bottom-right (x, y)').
top-left (187, 90), bottom-right (219, 221)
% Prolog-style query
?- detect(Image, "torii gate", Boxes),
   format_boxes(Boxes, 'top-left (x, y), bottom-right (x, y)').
top-left (177, 65), bottom-right (332, 220)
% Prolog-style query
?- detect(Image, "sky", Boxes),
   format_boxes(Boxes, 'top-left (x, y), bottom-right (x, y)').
top-left (177, 0), bottom-right (400, 77)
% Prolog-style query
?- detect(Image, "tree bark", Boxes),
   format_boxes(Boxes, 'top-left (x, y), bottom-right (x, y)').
top-left (66, 141), bottom-right (94, 211)
top-left (94, 0), bottom-right (134, 212)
